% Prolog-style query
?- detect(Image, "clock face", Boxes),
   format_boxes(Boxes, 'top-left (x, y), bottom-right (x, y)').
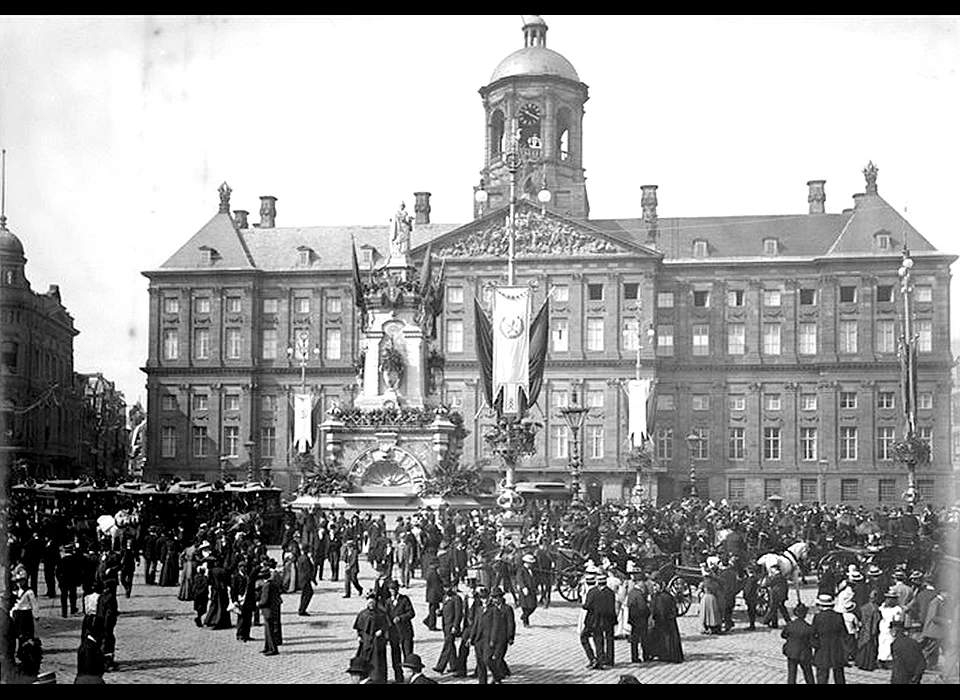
top-left (518, 103), bottom-right (541, 126)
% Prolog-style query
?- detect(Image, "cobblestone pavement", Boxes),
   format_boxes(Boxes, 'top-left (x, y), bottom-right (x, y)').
top-left (29, 551), bottom-right (950, 684)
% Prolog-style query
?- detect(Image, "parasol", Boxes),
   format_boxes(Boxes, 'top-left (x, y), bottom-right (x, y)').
top-left (97, 514), bottom-right (117, 535)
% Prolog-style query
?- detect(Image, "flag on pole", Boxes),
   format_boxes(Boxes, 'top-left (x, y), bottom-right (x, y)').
top-left (293, 392), bottom-right (314, 453)
top-left (350, 236), bottom-right (365, 311)
top-left (523, 298), bottom-right (549, 413)
top-left (418, 243), bottom-right (433, 297)
top-left (628, 379), bottom-right (652, 447)
top-left (475, 299), bottom-right (495, 410)
top-left (493, 286), bottom-right (530, 416)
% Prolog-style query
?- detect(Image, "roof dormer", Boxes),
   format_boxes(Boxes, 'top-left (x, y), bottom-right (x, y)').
top-left (297, 246), bottom-right (315, 267)
top-left (692, 239), bottom-right (708, 258)
top-left (763, 238), bottom-right (779, 256)
top-left (874, 230), bottom-right (892, 252)
top-left (198, 245), bottom-right (220, 266)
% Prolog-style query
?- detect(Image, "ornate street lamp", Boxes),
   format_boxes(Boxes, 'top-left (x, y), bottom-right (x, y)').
top-left (685, 432), bottom-right (700, 498)
top-left (244, 438), bottom-right (256, 482)
top-left (560, 388), bottom-right (589, 504)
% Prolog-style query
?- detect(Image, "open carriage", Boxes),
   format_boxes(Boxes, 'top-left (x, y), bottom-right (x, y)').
top-left (816, 538), bottom-right (937, 577)
top-left (655, 559), bottom-right (700, 616)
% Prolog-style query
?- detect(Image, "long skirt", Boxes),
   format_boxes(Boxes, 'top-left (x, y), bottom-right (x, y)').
top-left (700, 592), bottom-right (723, 630)
top-left (855, 638), bottom-right (879, 671)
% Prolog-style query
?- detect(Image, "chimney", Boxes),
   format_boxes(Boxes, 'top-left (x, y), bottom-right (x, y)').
top-left (414, 192), bottom-right (432, 225)
top-left (807, 180), bottom-right (826, 214)
top-left (641, 185), bottom-right (659, 241)
top-left (258, 196), bottom-right (277, 229)
top-left (233, 210), bottom-right (249, 229)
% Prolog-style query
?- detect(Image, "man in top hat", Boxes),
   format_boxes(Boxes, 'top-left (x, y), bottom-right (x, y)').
top-left (517, 553), bottom-right (538, 627)
top-left (811, 593), bottom-right (847, 684)
top-left (402, 653), bottom-right (437, 684)
top-left (257, 563), bottom-right (280, 656)
top-left (488, 587), bottom-right (515, 684)
top-left (626, 566), bottom-right (652, 663)
top-left (385, 578), bottom-right (415, 682)
top-left (889, 618), bottom-right (926, 684)
top-left (579, 572), bottom-right (602, 669)
top-left (434, 585), bottom-right (463, 674)
top-left (594, 571), bottom-right (618, 667)
top-left (469, 585), bottom-right (494, 684)
top-left (452, 577), bottom-right (481, 678)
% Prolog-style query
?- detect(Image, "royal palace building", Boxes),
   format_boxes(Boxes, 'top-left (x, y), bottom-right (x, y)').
top-left (142, 16), bottom-right (956, 505)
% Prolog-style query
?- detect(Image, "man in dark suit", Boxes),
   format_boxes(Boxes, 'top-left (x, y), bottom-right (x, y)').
top-left (42, 534), bottom-right (61, 599)
top-left (781, 603), bottom-right (816, 684)
top-left (354, 591), bottom-right (390, 683)
top-left (626, 567), bottom-right (651, 663)
top-left (535, 542), bottom-right (554, 608)
top-left (517, 555), bottom-right (538, 627)
top-left (423, 560), bottom-right (443, 631)
top-left (327, 522), bottom-right (342, 582)
top-left (435, 585), bottom-right (463, 673)
top-left (594, 573), bottom-right (618, 668)
top-left (890, 618), bottom-right (926, 684)
top-left (313, 520), bottom-right (329, 581)
top-left (764, 565), bottom-right (791, 629)
top-left (386, 579), bottom-right (415, 682)
top-left (57, 543), bottom-right (81, 618)
top-left (141, 527), bottom-right (157, 585)
top-left (580, 574), bottom-right (602, 669)
top-left (469, 587), bottom-right (494, 684)
top-left (488, 587), bottom-right (515, 684)
top-left (401, 653), bottom-right (438, 684)
top-left (258, 566), bottom-right (280, 656)
top-left (811, 594), bottom-right (847, 684)
top-left (342, 538), bottom-right (363, 598)
top-left (297, 550), bottom-right (315, 616)
top-left (453, 578), bottom-right (480, 678)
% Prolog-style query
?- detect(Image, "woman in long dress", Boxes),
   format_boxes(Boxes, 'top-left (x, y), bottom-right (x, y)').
top-left (855, 589), bottom-right (882, 671)
top-left (282, 551), bottom-right (297, 593)
top-left (699, 570), bottom-right (724, 634)
top-left (158, 532), bottom-right (180, 587)
top-left (203, 558), bottom-right (233, 629)
top-left (177, 543), bottom-right (197, 601)
top-left (651, 580), bottom-right (684, 663)
top-left (877, 590), bottom-right (903, 669)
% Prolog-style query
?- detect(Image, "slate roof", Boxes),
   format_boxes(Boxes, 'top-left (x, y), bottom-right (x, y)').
top-left (826, 192), bottom-right (933, 256)
top-left (159, 212), bottom-right (255, 270)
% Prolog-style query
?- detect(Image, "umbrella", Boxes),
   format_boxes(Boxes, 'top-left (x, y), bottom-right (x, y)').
top-left (97, 514), bottom-right (117, 535)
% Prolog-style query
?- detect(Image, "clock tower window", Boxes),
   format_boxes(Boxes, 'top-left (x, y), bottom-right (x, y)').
top-left (491, 109), bottom-right (505, 158)
top-left (556, 107), bottom-right (572, 162)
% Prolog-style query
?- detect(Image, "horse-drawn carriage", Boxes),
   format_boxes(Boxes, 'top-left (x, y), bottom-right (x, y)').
top-left (816, 538), bottom-right (937, 577)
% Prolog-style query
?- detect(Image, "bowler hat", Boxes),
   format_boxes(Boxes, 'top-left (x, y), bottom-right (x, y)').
top-left (867, 565), bottom-right (882, 577)
top-left (848, 571), bottom-right (864, 582)
top-left (402, 654), bottom-right (425, 671)
top-left (816, 593), bottom-right (835, 608)
top-left (909, 571), bottom-right (923, 582)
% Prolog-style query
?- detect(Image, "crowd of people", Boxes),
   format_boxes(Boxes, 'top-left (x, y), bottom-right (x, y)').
top-left (2, 493), bottom-right (958, 684)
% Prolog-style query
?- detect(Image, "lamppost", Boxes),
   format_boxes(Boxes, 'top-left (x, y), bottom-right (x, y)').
top-left (288, 329), bottom-right (320, 489)
top-left (627, 302), bottom-right (657, 503)
top-left (244, 438), bottom-right (256, 482)
top-left (685, 432), bottom-right (700, 499)
top-left (818, 457), bottom-right (829, 505)
top-left (897, 245), bottom-right (923, 510)
top-left (560, 388), bottom-right (589, 504)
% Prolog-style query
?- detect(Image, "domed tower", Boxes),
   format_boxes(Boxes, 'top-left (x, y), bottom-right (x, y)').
top-left (0, 211), bottom-right (28, 290)
top-left (475, 15), bottom-right (589, 219)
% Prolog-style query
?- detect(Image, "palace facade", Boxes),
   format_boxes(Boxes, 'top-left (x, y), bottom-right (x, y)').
top-left (142, 16), bottom-right (956, 505)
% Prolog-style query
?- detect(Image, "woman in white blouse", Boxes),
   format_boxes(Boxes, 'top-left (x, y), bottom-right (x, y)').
top-left (9, 566), bottom-right (41, 658)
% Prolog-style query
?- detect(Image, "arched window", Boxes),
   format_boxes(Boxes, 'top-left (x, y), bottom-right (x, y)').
top-left (556, 107), bottom-right (572, 162)
top-left (491, 110), bottom-right (505, 159)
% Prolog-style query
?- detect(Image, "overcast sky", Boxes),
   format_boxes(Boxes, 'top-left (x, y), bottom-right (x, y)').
top-left (1, 15), bottom-right (958, 408)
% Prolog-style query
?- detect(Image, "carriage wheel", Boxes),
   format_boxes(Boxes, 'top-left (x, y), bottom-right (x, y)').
top-left (756, 586), bottom-right (770, 618)
top-left (669, 577), bottom-right (692, 616)
top-left (557, 572), bottom-right (582, 602)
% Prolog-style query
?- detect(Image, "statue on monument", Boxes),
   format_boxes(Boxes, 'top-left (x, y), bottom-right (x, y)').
top-left (391, 202), bottom-right (413, 259)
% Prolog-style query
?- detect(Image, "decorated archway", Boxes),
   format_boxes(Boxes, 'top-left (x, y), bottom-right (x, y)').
top-left (346, 446), bottom-right (427, 492)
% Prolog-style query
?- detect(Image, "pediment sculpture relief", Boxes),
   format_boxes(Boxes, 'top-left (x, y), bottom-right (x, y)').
top-left (436, 211), bottom-right (627, 258)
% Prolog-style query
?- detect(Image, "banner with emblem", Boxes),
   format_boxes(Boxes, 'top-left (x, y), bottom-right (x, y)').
top-left (293, 392), bottom-right (315, 453)
top-left (628, 379), bottom-right (652, 448)
top-left (492, 286), bottom-right (530, 416)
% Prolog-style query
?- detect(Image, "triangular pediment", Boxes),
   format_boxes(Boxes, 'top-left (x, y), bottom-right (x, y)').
top-left (423, 201), bottom-right (658, 260)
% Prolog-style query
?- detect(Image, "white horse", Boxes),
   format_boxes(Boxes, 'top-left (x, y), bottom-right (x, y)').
top-left (757, 541), bottom-right (810, 602)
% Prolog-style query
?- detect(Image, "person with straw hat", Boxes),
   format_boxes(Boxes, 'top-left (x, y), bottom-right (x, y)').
top-left (878, 588), bottom-right (904, 669)
top-left (812, 593), bottom-right (847, 684)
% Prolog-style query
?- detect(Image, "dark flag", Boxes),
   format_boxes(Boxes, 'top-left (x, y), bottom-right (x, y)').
top-left (646, 379), bottom-right (658, 438)
top-left (418, 243), bottom-right (433, 297)
top-left (475, 299), bottom-right (495, 410)
top-left (522, 298), bottom-right (549, 414)
top-left (350, 236), bottom-right (365, 311)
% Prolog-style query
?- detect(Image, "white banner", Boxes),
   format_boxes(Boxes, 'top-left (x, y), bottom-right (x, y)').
top-left (492, 286), bottom-right (530, 415)
top-left (628, 379), bottom-right (651, 447)
top-left (293, 392), bottom-right (314, 453)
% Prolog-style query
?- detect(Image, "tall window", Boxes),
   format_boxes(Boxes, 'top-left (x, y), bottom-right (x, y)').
top-left (727, 289), bottom-right (744, 307)
top-left (728, 427), bottom-right (745, 460)
top-left (447, 286), bottom-right (464, 304)
top-left (161, 395), bottom-right (177, 411)
top-left (727, 478), bottom-right (746, 502)
top-left (192, 394), bottom-right (208, 412)
top-left (586, 318), bottom-right (604, 351)
top-left (657, 292), bottom-right (674, 308)
top-left (552, 319), bottom-right (569, 352)
top-left (226, 328), bottom-right (242, 359)
top-left (224, 425), bottom-right (240, 457)
top-left (840, 479), bottom-right (860, 502)
top-left (163, 330), bottom-right (179, 360)
top-left (763, 323), bottom-right (781, 355)
top-left (622, 318), bottom-right (640, 351)
top-left (693, 240), bottom-right (708, 258)
top-left (798, 323), bottom-right (817, 355)
top-left (550, 389), bottom-right (569, 409)
top-left (192, 426), bottom-right (208, 457)
top-left (764, 427), bottom-right (781, 460)
top-left (551, 425), bottom-right (569, 459)
top-left (226, 296), bottom-right (242, 313)
top-left (877, 426), bottom-right (896, 460)
top-left (225, 393), bottom-right (240, 412)
top-left (918, 392), bottom-right (933, 410)
top-left (587, 284), bottom-right (604, 301)
top-left (589, 426), bottom-right (604, 459)
top-left (877, 391), bottom-right (895, 409)
top-left (261, 427), bottom-right (276, 458)
top-left (262, 329), bottom-right (278, 360)
top-left (194, 328), bottom-right (210, 359)
top-left (876, 320), bottom-right (895, 353)
top-left (800, 427), bottom-right (818, 461)
top-left (691, 428), bottom-right (709, 460)
top-left (294, 297), bottom-right (310, 314)
top-left (656, 325), bottom-right (674, 356)
top-left (261, 395), bottom-right (277, 413)
top-left (324, 328), bottom-right (342, 360)
top-left (446, 320), bottom-right (464, 353)
top-left (917, 320), bottom-right (932, 352)
top-left (692, 325), bottom-right (709, 356)
top-left (840, 426), bottom-right (858, 461)
top-left (195, 297), bottom-right (211, 314)
top-left (656, 428), bottom-right (674, 461)
top-left (727, 324), bottom-right (745, 355)
top-left (763, 289), bottom-right (781, 307)
top-left (840, 391), bottom-right (857, 409)
top-left (879, 478), bottom-right (897, 503)
top-left (163, 297), bottom-right (180, 314)
top-left (839, 321), bottom-right (858, 353)
top-left (918, 426), bottom-right (933, 459)
top-left (161, 427), bottom-right (177, 458)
